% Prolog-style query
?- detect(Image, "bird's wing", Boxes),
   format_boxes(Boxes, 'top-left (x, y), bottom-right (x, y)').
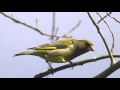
top-left (28, 39), bottom-right (74, 50)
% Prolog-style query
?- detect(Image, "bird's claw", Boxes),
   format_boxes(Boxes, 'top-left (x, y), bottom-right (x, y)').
top-left (46, 61), bottom-right (55, 75)
top-left (68, 61), bottom-right (74, 70)
top-left (48, 68), bottom-right (54, 75)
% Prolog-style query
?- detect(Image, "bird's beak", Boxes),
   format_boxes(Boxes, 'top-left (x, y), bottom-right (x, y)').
top-left (88, 46), bottom-right (94, 51)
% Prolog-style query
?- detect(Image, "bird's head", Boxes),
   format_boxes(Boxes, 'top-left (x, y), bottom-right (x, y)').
top-left (77, 40), bottom-right (94, 52)
top-left (84, 40), bottom-right (94, 52)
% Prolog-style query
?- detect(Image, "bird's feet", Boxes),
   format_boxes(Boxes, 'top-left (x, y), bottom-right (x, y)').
top-left (68, 61), bottom-right (74, 70)
top-left (48, 68), bottom-right (54, 75)
top-left (46, 61), bottom-right (54, 75)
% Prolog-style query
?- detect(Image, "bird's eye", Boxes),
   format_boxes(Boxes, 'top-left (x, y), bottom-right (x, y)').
top-left (86, 42), bottom-right (90, 46)
top-left (86, 42), bottom-right (92, 47)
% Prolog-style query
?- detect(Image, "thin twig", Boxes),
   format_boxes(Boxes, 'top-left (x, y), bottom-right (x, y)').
top-left (34, 54), bottom-right (120, 78)
top-left (97, 12), bottom-right (112, 24)
top-left (96, 12), bottom-right (115, 53)
top-left (36, 19), bottom-right (40, 30)
top-left (55, 27), bottom-right (59, 41)
top-left (1, 12), bottom-right (43, 34)
top-left (51, 12), bottom-right (56, 40)
top-left (0, 12), bottom-right (72, 39)
top-left (87, 12), bottom-right (116, 66)
top-left (63, 20), bottom-right (81, 37)
top-left (107, 12), bottom-right (120, 23)
top-left (1, 12), bottom-right (81, 39)
top-left (55, 27), bottom-right (59, 35)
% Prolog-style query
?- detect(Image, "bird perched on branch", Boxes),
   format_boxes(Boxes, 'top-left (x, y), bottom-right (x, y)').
top-left (14, 39), bottom-right (94, 70)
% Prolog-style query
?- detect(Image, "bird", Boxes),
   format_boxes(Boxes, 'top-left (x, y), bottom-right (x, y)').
top-left (14, 39), bottom-right (94, 70)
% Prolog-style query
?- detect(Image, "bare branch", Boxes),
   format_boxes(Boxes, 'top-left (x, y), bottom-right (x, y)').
top-left (36, 19), bottom-right (40, 30)
top-left (96, 12), bottom-right (115, 53)
top-left (55, 27), bottom-right (59, 35)
top-left (55, 27), bottom-right (60, 41)
top-left (51, 12), bottom-right (56, 40)
top-left (1, 12), bottom-right (43, 34)
top-left (87, 12), bottom-right (116, 66)
top-left (0, 12), bottom-right (72, 39)
top-left (94, 60), bottom-right (120, 78)
top-left (54, 20), bottom-right (81, 41)
top-left (63, 20), bottom-right (81, 37)
top-left (107, 12), bottom-right (120, 23)
top-left (97, 12), bottom-right (112, 24)
top-left (34, 54), bottom-right (120, 78)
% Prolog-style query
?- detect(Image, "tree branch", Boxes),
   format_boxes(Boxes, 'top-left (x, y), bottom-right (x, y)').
top-left (36, 19), bottom-right (40, 30)
top-left (62, 20), bottom-right (81, 37)
top-left (34, 54), bottom-right (120, 78)
top-left (0, 12), bottom-right (72, 38)
top-left (87, 12), bottom-right (116, 66)
top-left (97, 12), bottom-right (112, 24)
top-left (107, 12), bottom-right (120, 23)
top-left (51, 12), bottom-right (56, 40)
top-left (94, 60), bottom-right (120, 78)
top-left (96, 12), bottom-right (115, 53)
top-left (1, 12), bottom-right (82, 40)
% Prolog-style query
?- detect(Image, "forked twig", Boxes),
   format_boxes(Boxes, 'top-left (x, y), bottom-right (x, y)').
top-left (87, 12), bottom-right (116, 66)
top-left (96, 12), bottom-right (115, 53)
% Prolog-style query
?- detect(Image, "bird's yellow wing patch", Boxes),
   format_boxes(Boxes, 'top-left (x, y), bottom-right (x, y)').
top-left (29, 39), bottom-right (74, 50)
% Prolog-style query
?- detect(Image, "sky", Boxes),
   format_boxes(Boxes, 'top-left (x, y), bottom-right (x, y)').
top-left (0, 12), bottom-right (120, 78)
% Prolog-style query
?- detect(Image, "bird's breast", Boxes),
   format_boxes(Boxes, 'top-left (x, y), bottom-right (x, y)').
top-left (45, 44), bottom-right (76, 63)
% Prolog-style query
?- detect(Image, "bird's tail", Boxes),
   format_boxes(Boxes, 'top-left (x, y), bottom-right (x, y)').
top-left (14, 51), bottom-right (32, 57)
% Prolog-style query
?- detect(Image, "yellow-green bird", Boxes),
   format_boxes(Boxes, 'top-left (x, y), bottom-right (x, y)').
top-left (14, 39), bottom-right (94, 69)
